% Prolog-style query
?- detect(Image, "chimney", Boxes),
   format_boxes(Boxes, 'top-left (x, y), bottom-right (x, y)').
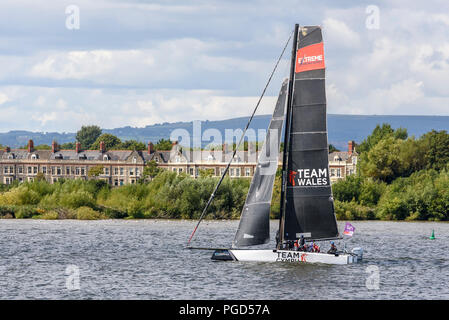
top-left (248, 141), bottom-right (256, 154)
top-left (348, 141), bottom-right (355, 155)
top-left (75, 142), bottom-right (81, 153)
top-left (28, 139), bottom-right (34, 153)
top-left (148, 141), bottom-right (154, 154)
top-left (100, 141), bottom-right (106, 153)
top-left (222, 143), bottom-right (228, 154)
top-left (5, 146), bottom-right (10, 152)
top-left (51, 141), bottom-right (58, 153)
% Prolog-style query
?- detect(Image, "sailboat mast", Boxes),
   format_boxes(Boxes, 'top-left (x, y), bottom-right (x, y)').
top-left (278, 24), bottom-right (299, 249)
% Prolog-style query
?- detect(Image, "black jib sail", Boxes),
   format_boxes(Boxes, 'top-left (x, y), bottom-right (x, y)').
top-left (232, 79), bottom-right (288, 247)
top-left (281, 26), bottom-right (339, 241)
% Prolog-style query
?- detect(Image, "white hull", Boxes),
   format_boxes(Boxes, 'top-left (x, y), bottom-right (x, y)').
top-left (227, 249), bottom-right (359, 265)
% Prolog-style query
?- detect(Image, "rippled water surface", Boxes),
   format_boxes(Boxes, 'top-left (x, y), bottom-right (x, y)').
top-left (0, 219), bottom-right (448, 299)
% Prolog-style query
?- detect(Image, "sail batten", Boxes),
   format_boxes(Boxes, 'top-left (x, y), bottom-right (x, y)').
top-left (232, 79), bottom-right (288, 248)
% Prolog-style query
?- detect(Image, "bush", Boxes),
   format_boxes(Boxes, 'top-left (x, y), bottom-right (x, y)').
top-left (334, 200), bottom-right (376, 220)
top-left (76, 206), bottom-right (105, 220)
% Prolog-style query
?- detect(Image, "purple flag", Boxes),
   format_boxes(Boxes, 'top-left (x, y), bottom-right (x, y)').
top-left (343, 222), bottom-right (355, 236)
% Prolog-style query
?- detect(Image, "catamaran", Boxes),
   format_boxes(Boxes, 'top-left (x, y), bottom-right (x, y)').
top-left (187, 24), bottom-right (363, 265)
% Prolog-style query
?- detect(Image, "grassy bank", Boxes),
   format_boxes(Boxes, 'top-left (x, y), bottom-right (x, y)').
top-left (0, 171), bottom-right (251, 220)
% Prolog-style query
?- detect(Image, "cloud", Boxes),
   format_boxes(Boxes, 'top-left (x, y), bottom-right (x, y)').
top-left (1, 0), bottom-right (449, 133)
top-left (323, 18), bottom-right (361, 48)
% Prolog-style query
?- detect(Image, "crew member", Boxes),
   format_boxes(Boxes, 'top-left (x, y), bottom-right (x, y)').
top-left (327, 241), bottom-right (337, 254)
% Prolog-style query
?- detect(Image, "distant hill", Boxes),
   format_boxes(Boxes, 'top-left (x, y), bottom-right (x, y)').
top-left (1, 114), bottom-right (449, 150)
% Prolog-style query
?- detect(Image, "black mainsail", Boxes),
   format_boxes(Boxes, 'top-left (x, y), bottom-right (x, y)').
top-left (232, 79), bottom-right (288, 247)
top-left (280, 25), bottom-right (339, 242)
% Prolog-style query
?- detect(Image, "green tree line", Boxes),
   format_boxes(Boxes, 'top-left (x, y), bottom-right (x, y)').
top-left (332, 124), bottom-right (449, 221)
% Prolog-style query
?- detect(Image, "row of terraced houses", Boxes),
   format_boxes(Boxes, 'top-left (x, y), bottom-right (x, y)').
top-left (0, 139), bottom-right (358, 186)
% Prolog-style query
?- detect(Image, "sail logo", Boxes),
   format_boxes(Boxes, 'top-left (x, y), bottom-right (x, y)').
top-left (295, 42), bottom-right (325, 73)
top-left (289, 168), bottom-right (328, 186)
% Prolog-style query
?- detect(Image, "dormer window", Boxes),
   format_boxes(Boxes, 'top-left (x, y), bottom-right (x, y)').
top-left (103, 155), bottom-right (109, 161)
top-left (7, 154), bottom-right (14, 159)
top-left (207, 154), bottom-right (215, 161)
top-left (31, 154), bottom-right (38, 160)
top-left (334, 155), bottom-right (342, 162)
top-left (155, 157), bottom-right (159, 163)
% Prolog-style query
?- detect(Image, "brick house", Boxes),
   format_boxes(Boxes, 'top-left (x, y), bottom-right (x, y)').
top-left (328, 141), bottom-right (358, 183)
top-left (0, 139), bottom-right (357, 186)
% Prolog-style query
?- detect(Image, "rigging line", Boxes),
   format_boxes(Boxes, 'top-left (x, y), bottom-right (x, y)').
top-left (186, 30), bottom-right (294, 247)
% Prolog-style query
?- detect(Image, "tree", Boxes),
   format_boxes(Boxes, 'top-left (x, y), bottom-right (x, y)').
top-left (76, 125), bottom-right (102, 149)
top-left (155, 138), bottom-right (172, 151)
top-left (88, 165), bottom-right (104, 178)
top-left (141, 160), bottom-right (161, 181)
top-left (359, 137), bottom-right (403, 183)
top-left (60, 142), bottom-right (75, 149)
top-left (420, 130), bottom-right (449, 171)
top-left (118, 140), bottom-right (146, 151)
top-left (328, 144), bottom-right (340, 153)
top-left (91, 133), bottom-right (121, 150)
top-left (358, 124), bottom-right (408, 154)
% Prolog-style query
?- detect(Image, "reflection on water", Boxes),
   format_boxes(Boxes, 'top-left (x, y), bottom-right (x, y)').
top-left (0, 219), bottom-right (448, 299)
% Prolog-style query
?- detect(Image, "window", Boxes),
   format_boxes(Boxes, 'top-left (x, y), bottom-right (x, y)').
top-left (189, 168), bottom-right (194, 176)
top-left (120, 168), bottom-right (124, 176)
top-left (66, 167), bottom-right (70, 175)
top-left (31, 154), bottom-right (37, 160)
top-left (103, 155), bottom-right (109, 161)
top-left (132, 157), bottom-right (137, 164)
top-left (114, 167), bottom-right (118, 175)
top-left (220, 168), bottom-right (225, 176)
top-left (9, 166), bottom-right (14, 174)
top-left (18, 167), bottom-right (23, 174)
top-left (57, 167), bottom-right (61, 175)
top-left (42, 167), bottom-right (47, 174)
top-left (114, 179), bottom-right (118, 186)
top-left (136, 168), bottom-right (140, 176)
top-left (76, 167), bottom-right (80, 175)
top-left (51, 167), bottom-right (55, 175)
top-left (81, 168), bottom-right (85, 176)
top-left (330, 169), bottom-right (335, 177)
top-left (119, 179), bottom-right (124, 186)
top-left (155, 157), bottom-right (159, 163)
top-left (235, 168), bottom-right (240, 177)
top-left (3, 167), bottom-right (7, 174)
top-left (230, 168), bottom-right (235, 176)
top-left (245, 168), bottom-right (251, 177)
top-left (172, 168), bottom-right (177, 172)
top-left (129, 168), bottom-right (134, 176)
top-left (28, 167), bottom-right (32, 174)
top-left (104, 167), bottom-right (109, 175)
top-left (352, 157), bottom-right (357, 165)
top-left (179, 168), bottom-right (183, 173)
top-left (336, 168), bottom-right (341, 177)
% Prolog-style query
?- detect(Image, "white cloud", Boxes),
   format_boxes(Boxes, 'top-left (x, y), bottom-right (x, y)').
top-left (323, 18), bottom-right (360, 48)
top-left (0, 92), bottom-right (9, 105)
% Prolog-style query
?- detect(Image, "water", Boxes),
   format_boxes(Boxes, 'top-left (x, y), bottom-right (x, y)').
top-left (0, 219), bottom-right (448, 300)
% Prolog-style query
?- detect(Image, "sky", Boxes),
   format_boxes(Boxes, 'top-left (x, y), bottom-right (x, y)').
top-left (1, 0), bottom-right (449, 132)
